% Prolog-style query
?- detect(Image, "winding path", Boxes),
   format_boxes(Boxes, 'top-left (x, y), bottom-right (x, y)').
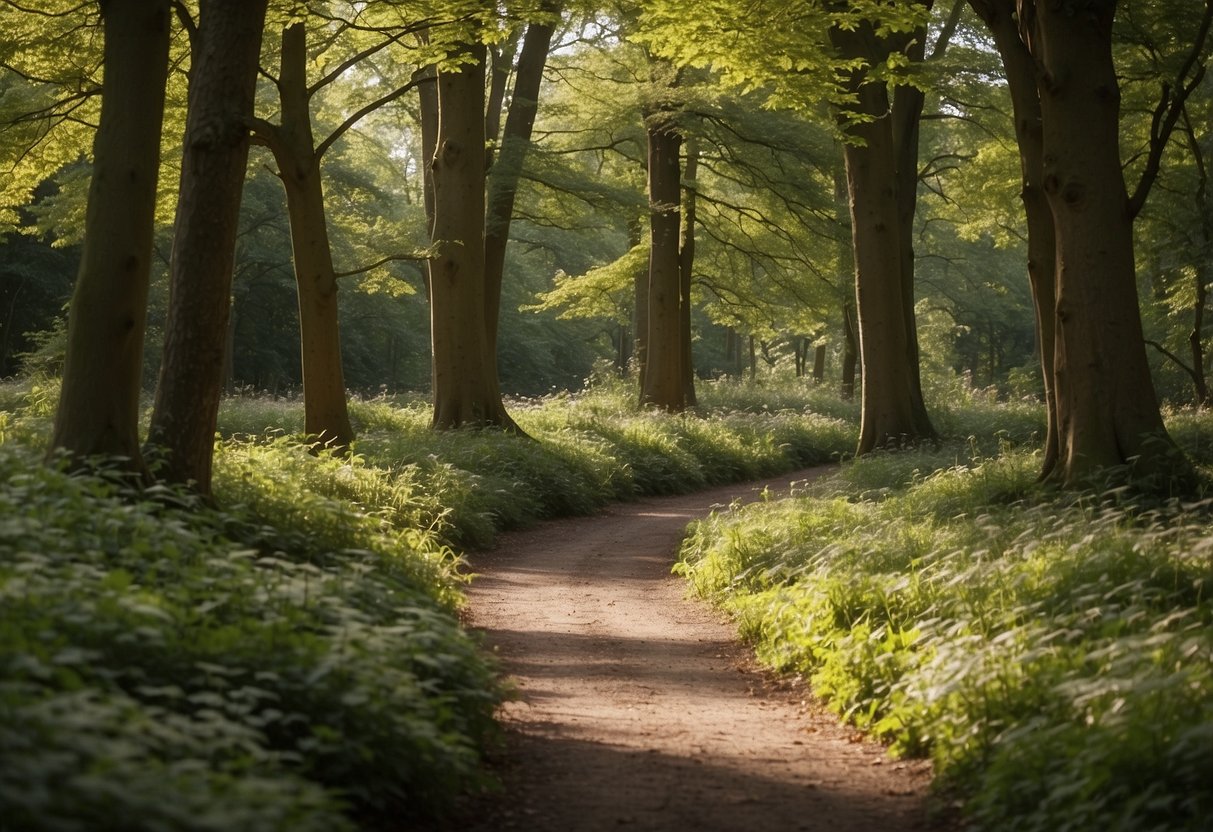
top-left (449, 468), bottom-right (937, 832)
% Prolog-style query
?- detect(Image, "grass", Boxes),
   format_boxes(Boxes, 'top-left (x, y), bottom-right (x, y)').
top-left (677, 417), bottom-right (1213, 831)
top-left (210, 378), bottom-right (857, 550)
top-left (0, 375), bottom-right (857, 831)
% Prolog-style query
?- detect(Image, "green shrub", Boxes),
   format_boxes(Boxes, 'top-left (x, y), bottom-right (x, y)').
top-left (1, 378), bottom-right (864, 830)
top-left (0, 444), bottom-right (498, 830)
top-left (679, 449), bottom-right (1213, 831)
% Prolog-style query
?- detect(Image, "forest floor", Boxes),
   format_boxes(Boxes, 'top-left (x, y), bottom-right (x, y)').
top-left (444, 468), bottom-right (944, 832)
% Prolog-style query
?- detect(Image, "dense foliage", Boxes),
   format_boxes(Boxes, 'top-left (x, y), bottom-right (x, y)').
top-left (0, 378), bottom-right (856, 830)
top-left (678, 412), bottom-right (1213, 831)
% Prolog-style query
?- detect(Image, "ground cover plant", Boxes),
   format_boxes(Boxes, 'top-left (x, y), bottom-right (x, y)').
top-left (677, 416), bottom-right (1213, 831)
top-left (215, 375), bottom-right (858, 549)
top-left (0, 377), bottom-right (857, 830)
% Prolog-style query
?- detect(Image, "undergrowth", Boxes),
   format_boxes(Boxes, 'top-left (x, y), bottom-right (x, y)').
top-left (213, 380), bottom-right (857, 550)
top-left (0, 440), bottom-right (499, 831)
top-left (0, 377), bottom-right (857, 830)
top-left (678, 441), bottom-right (1213, 831)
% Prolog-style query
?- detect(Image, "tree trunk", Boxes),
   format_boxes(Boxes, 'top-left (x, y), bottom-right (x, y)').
top-left (273, 23), bottom-right (354, 450)
top-left (723, 327), bottom-right (738, 375)
top-left (49, 0), bottom-right (171, 473)
top-left (1024, 0), bottom-right (1185, 484)
top-left (841, 301), bottom-right (858, 400)
top-left (429, 45), bottom-right (518, 430)
top-left (640, 103), bottom-right (684, 411)
top-left (617, 322), bottom-right (631, 374)
top-left (971, 0), bottom-right (1060, 475)
top-left (630, 217), bottom-right (648, 386)
top-left (417, 64), bottom-right (439, 242)
top-left (891, 20), bottom-right (938, 443)
top-left (484, 6), bottom-right (557, 349)
top-left (813, 344), bottom-right (827, 383)
top-left (147, 0), bottom-right (267, 493)
top-left (1184, 116), bottom-right (1212, 407)
top-left (484, 32), bottom-right (520, 171)
top-left (679, 134), bottom-right (699, 406)
top-left (832, 23), bottom-right (935, 452)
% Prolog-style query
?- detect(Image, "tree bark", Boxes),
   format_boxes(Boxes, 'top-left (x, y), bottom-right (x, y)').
top-left (630, 216), bottom-right (648, 386)
top-left (813, 343), bottom-right (826, 383)
top-left (679, 134), bottom-right (699, 406)
top-left (1183, 114), bottom-right (1211, 406)
top-left (890, 16), bottom-right (938, 444)
top-left (617, 322), bottom-right (631, 373)
top-left (1021, 0), bottom-right (1186, 484)
top-left (841, 301), bottom-right (858, 400)
top-left (416, 64), bottom-right (439, 241)
top-left (832, 22), bottom-right (935, 452)
top-left (971, 0), bottom-right (1060, 476)
top-left (639, 102), bottom-right (685, 411)
top-left (271, 22), bottom-right (354, 450)
top-left (429, 45), bottom-right (518, 430)
top-left (484, 5), bottom-right (558, 348)
top-left (49, 0), bottom-right (171, 473)
top-left (484, 33), bottom-right (520, 171)
top-left (147, 0), bottom-right (268, 493)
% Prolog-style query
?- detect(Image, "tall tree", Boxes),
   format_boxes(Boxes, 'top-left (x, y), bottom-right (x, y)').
top-left (146, 0), bottom-right (268, 492)
top-left (831, 14), bottom-right (938, 451)
top-left (428, 44), bottom-right (519, 429)
top-left (249, 19), bottom-right (426, 450)
top-left (892, 0), bottom-right (962, 436)
top-left (1012, 0), bottom-right (1191, 483)
top-left (639, 63), bottom-right (686, 411)
top-left (484, 2), bottom-right (560, 349)
top-left (679, 133), bottom-right (699, 405)
top-left (969, 0), bottom-right (1060, 473)
top-left (640, 0), bottom-right (936, 446)
top-left (252, 21), bottom-right (353, 449)
top-left (48, 0), bottom-right (171, 472)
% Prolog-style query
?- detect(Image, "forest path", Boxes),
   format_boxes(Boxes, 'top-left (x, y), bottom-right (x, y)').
top-left (448, 468), bottom-right (937, 832)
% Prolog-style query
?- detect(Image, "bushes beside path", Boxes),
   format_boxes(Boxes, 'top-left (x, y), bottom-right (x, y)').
top-left (0, 378), bottom-right (855, 831)
top-left (678, 411), bottom-right (1213, 831)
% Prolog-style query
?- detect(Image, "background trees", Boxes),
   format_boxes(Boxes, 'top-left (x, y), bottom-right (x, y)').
top-left (3, 0), bottom-right (1213, 488)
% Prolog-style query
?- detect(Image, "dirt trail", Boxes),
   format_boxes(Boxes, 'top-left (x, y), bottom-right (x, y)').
top-left (450, 468), bottom-right (937, 832)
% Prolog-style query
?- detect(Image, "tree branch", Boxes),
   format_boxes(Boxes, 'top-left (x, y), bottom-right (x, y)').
top-left (314, 75), bottom-right (428, 161)
top-left (1127, 0), bottom-right (1213, 218)
top-left (307, 20), bottom-right (432, 97)
top-left (334, 251), bottom-right (431, 279)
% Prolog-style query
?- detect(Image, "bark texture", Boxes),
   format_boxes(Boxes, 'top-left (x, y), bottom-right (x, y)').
top-left (484, 6), bottom-right (558, 348)
top-left (679, 135), bottom-right (699, 406)
top-left (147, 0), bottom-right (268, 492)
top-left (1020, 0), bottom-right (1183, 483)
top-left (429, 47), bottom-right (517, 430)
top-left (891, 23), bottom-right (937, 443)
top-left (970, 0), bottom-right (1061, 476)
top-left (831, 22), bottom-right (935, 451)
top-left (50, 0), bottom-right (171, 472)
top-left (640, 103), bottom-right (685, 412)
top-left (261, 22), bottom-right (354, 449)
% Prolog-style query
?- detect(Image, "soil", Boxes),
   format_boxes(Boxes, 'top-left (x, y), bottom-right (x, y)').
top-left (446, 467), bottom-right (940, 832)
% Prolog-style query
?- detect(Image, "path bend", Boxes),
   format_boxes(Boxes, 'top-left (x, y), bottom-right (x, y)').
top-left (449, 467), bottom-right (936, 832)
